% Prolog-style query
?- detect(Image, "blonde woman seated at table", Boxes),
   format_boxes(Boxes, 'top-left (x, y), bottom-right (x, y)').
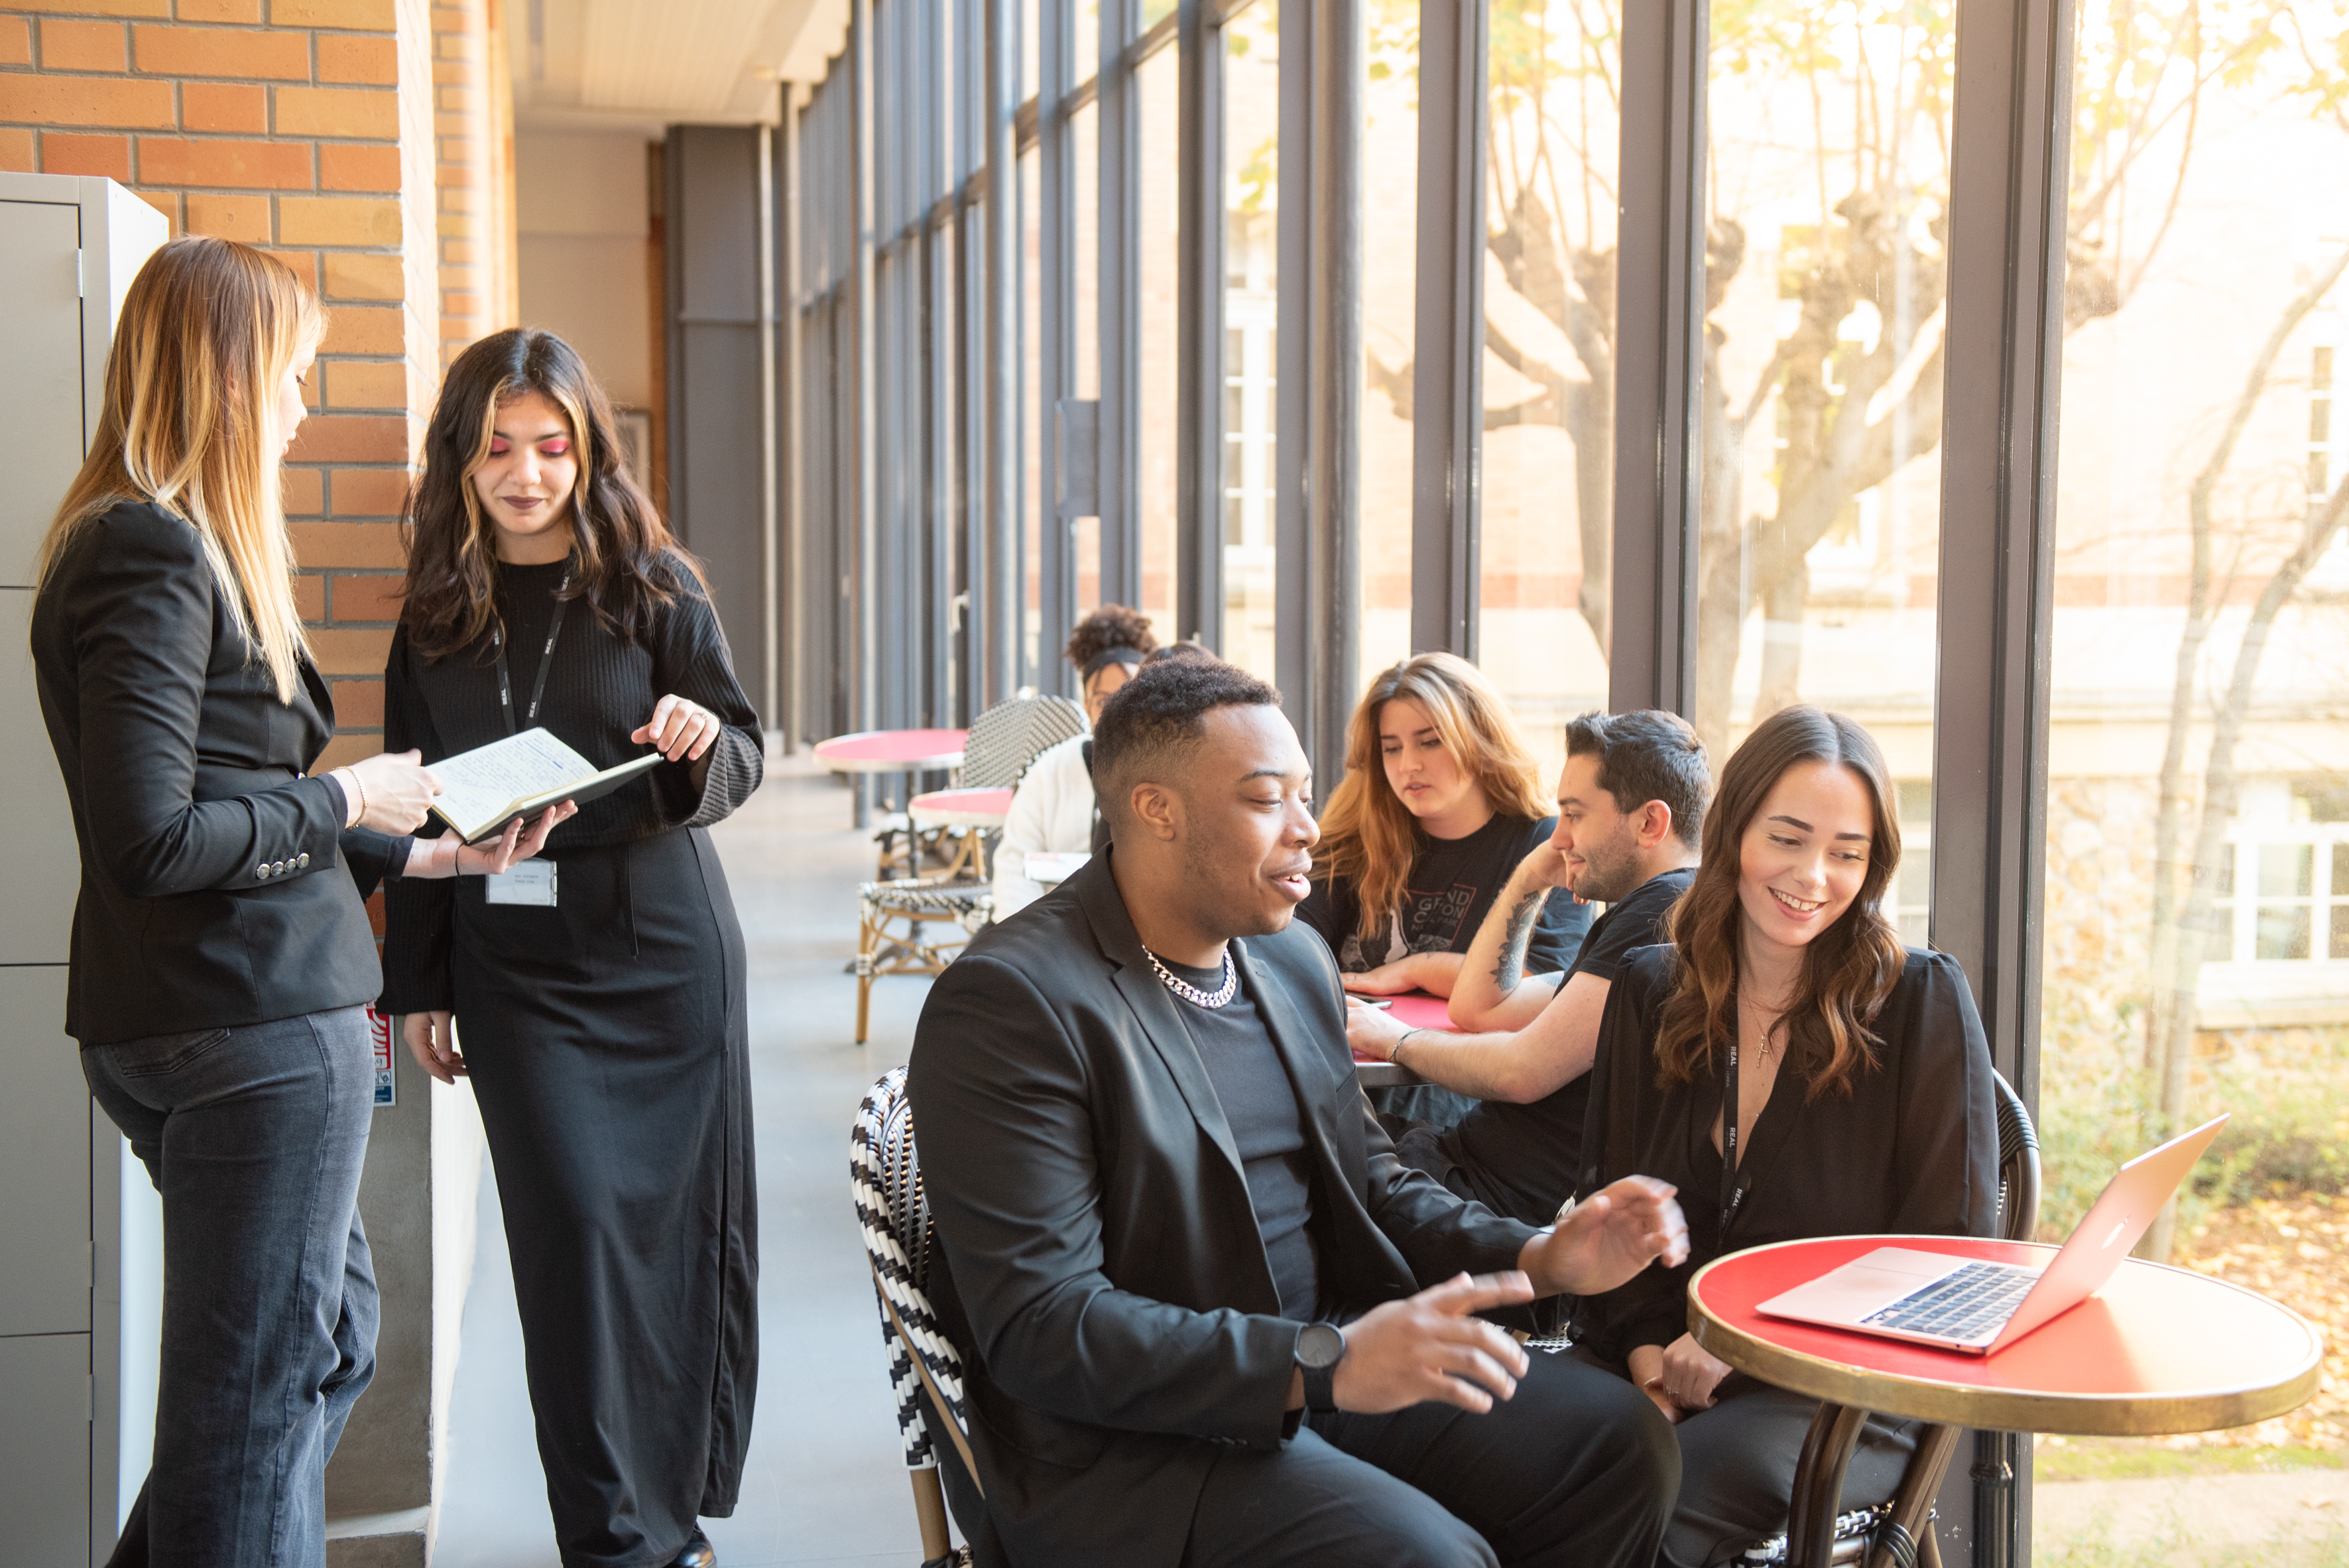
top-left (1571, 704), bottom-right (1999, 1568)
top-left (991, 605), bottom-right (1156, 918)
top-left (1299, 653), bottom-right (1592, 1124)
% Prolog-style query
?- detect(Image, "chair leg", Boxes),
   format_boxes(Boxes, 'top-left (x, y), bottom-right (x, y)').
top-left (1867, 1422), bottom-right (1962, 1568)
top-left (855, 910), bottom-right (877, 1045)
top-left (1787, 1402), bottom-right (1871, 1568)
top-left (909, 1464), bottom-right (953, 1561)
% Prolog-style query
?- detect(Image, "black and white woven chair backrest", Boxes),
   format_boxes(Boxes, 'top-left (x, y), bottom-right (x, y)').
top-left (1992, 1069), bottom-right (2041, 1243)
top-left (852, 1067), bottom-right (976, 1473)
top-left (960, 695), bottom-right (1087, 792)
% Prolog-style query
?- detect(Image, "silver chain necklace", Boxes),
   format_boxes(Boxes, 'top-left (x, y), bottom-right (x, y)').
top-left (1144, 946), bottom-right (1238, 1008)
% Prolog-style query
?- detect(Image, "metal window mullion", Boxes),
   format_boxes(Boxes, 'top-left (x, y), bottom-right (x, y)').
top-left (1288, 0), bottom-right (1364, 797)
top-left (1038, 0), bottom-right (1078, 696)
top-left (1409, 0), bottom-right (1488, 660)
top-left (1606, 0), bottom-right (1706, 717)
top-left (781, 105), bottom-right (806, 749)
top-left (851, 0), bottom-right (881, 749)
top-left (1175, 0), bottom-right (1227, 650)
top-left (983, 0), bottom-right (1020, 707)
top-left (1095, 0), bottom-right (1142, 610)
top-left (1929, 3), bottom-right (2075, 1565)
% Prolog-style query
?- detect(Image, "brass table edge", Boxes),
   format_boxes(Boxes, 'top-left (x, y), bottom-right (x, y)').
top-left (1685, 1239), bottom-right (2326, 1437)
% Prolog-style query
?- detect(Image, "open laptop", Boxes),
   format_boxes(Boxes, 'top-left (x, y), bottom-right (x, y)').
top-left (1754, 1112), bottom-right (2228, 1355)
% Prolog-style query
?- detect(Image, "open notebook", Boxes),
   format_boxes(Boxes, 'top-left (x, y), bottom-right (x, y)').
top-left (427, 727), bottom-right (662, 843)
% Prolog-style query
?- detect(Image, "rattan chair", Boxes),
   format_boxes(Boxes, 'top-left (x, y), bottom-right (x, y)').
top-left (1732, 1068), bottom-right (2041, 1568)
top-left (869, 695), bottom-right (1086, 880)
top-left (853, 1067), bottom-right (983, 1568)
top-left (853, 695), bottom-right (1085, 1042)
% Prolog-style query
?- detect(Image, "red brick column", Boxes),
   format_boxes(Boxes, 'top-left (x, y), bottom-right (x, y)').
top-left (430, 0), bottom-right (511, 368)
top-left (0, 0), bottom-right (443, 770)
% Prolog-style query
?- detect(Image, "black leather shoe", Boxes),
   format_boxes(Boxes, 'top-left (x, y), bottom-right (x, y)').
top-left (670, 1529), bottom-right (715, 1568)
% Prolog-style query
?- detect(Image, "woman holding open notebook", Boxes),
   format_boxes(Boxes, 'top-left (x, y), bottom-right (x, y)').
top-left (381, 328), bottom-right (764, 1568)
top-left (1571, 705), bottom-right (1999, 1568)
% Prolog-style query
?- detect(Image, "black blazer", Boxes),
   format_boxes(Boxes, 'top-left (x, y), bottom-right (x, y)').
top-left (31, 501), bottom-right (385, 1045)
top-left (1572, 943), bottom-right (2001, 1364)
top-left (907, 853), bottom-right (1542, 1568)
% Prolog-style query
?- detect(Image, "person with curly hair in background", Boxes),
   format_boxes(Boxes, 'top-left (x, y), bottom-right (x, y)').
top-left (991, 604), bottom-right (1158, 918)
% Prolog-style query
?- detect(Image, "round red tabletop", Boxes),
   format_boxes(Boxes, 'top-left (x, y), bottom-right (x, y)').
top-left (908, 786), bottom-right (1014, 825)
top-left (1351, 991), bottom-right (1451, 1087)
top-left (1689, 1235), bottom-right (2323, 1435)
top-left (813, 729), bottom-right (969, 771)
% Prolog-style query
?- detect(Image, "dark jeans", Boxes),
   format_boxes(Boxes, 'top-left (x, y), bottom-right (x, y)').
top-left (1177, 1346), bottom-right (1681, 1568)
top-left (84, 1005), bottom-right (379, 1568)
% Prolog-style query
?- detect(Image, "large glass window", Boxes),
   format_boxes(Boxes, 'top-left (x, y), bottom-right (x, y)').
top-left (1223, 0), bottom-right (1281, 680)
top-left (1477, 0), bottom-right (1620, 771)
top-left (2033, 5), bottom-right (2349, 1538)
top-left (1695, 0), bottom-right (1951, 916)
top-left (1358, 0), bottom-right (1419, 694)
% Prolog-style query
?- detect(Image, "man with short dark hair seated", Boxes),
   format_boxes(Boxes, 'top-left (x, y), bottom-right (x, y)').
top-left (907, 657), bottom-right (1689, 1567)
top-left (1348, 709), bottom-right (1711, 1225)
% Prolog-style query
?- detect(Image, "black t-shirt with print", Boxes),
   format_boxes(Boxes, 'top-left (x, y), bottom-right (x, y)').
top-left (1441, 867), bottom-right (1697, 1225)
top-left (1295, 812), bottom-right (1593, 978)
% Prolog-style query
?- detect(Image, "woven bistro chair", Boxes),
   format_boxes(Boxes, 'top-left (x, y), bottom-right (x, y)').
top-left (853, 1067), bottom-right (985, 1568)
top-left (854, 695), bottom-right (1086, 1042)
top-left (1731, 1069), bottom-right (2041, 1568)
top-left (871, 694), bottom-right (1086, 880)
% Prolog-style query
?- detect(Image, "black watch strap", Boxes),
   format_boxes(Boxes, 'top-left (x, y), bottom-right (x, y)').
top-left (1295, 1321), bottom-right (1345, 1414)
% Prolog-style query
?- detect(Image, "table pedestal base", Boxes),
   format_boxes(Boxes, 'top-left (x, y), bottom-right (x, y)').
top-left (1785, 1404), bottom-right (1961, 1568)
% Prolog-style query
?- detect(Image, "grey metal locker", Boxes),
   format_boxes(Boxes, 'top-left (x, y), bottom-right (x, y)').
top-left (0, 170), bottom-right (168, 1566)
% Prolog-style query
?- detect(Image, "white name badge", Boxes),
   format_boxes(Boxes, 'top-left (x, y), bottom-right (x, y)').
top-left (485, 861), bottom-right (558, 906)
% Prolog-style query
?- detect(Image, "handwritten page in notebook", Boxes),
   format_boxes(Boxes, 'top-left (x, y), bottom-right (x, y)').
top-left (429, 729), bottom-right (597, 841)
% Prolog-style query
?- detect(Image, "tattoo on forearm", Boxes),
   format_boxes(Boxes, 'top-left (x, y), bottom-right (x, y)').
top-left (1490, 886), bottom-right (1545, 991)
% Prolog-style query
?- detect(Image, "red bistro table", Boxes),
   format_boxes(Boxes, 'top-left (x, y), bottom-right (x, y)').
top-left (906, 786), bottom-right (1014, 881)
top-left (813, 729), bottom-right (969, 827)
top-left (1688, 1234), bottom-right (2324, 1568)
top-left (1351, 990), bottom-right (1451, 1089)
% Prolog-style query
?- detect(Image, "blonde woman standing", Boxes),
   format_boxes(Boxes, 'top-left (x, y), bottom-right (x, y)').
top-left (30, 237), bottom-right (560, 1567)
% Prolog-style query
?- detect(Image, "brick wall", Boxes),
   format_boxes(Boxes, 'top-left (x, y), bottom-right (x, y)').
top-left (0, 0), bottom-right (513, 771)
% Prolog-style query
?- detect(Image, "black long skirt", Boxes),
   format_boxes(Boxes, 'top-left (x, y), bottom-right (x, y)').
top-left (453, 826), bottom-right (758, 1568)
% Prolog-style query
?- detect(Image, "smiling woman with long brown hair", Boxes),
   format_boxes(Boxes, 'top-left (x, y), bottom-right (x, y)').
top-left (1571, 704), bottom-right (2000, 1568)
top-left (380, 328), bottom-right (764, 1568)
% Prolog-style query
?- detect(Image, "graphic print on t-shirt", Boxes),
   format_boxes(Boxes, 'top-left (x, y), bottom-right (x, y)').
top-left (1338, 881), bottom-right (1480, 969)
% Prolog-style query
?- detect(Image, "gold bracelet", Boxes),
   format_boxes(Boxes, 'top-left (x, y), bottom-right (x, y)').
top-left (340, 766), bottom-right (366, 828)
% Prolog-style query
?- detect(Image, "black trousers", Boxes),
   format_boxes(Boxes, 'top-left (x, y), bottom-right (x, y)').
top-left (1569, 1350), bottom-right (1920, 1568)
top-left (1655, 1377), bottom-right (1919, 1568)
top-left (1175, 1347), bottom-right (1680, 1568)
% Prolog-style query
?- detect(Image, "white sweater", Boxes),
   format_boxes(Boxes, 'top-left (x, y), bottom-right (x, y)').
top-left (992, 733), bottom-right (1098, 918)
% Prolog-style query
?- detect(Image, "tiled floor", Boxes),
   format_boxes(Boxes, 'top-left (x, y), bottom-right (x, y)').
top-left (434, 756), bottom-right (943, 1567)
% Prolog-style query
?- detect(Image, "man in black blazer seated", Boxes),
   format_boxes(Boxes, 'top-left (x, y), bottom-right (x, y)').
top-left (908, 657), bottom-right (1690, 1567)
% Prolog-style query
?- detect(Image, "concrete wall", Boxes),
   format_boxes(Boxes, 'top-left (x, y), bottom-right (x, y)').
top-left (516, 128), bottom-right (653, 408)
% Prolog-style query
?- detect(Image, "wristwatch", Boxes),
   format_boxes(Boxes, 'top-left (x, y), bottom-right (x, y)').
top-left (1295, 1321), bottom-right (1346, 1414)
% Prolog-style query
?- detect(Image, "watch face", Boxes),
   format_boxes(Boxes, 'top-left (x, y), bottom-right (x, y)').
top-left (1297, 1321), bottom-right (1345, 1370)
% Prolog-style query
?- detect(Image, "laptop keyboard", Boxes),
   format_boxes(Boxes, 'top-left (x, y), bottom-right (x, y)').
top-left (1860, 1261), bottom-right (2037, 1341)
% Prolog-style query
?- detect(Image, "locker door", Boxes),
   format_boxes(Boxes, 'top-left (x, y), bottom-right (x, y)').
top-left (0, 967), bottom-right (89, 1337)
top-left (0, 1331), bottom-right (91, 1562)
top-left (0, 198), bottom-right (86, 588)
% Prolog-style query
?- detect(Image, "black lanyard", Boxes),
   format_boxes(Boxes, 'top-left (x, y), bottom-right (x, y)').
top-left (493, 568), bottom-right (572, 737)
top-left (1720, 1028), bottom-right (1748, 1236)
